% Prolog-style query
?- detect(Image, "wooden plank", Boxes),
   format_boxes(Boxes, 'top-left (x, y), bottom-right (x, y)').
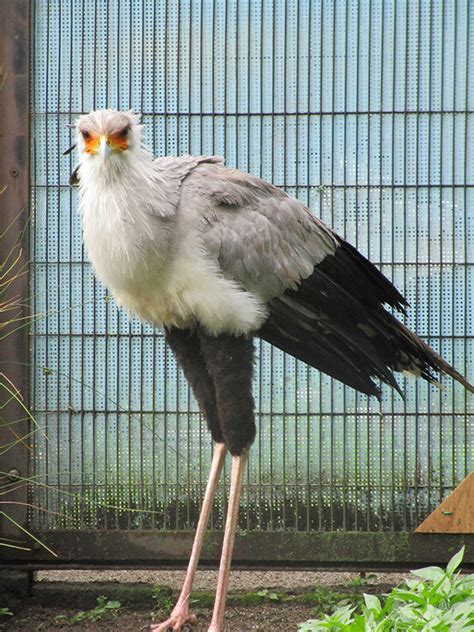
top-left (416, 473), bottom-right (473, 534)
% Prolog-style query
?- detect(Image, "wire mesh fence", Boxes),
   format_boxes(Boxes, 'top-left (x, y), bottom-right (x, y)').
top-left (29, 0), bottom-right (473, 540)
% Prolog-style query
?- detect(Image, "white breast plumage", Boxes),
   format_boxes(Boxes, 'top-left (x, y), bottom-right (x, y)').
top-left (78, 154), bottom-right (267, 336)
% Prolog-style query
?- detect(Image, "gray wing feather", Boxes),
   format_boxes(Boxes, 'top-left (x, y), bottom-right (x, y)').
top-left (178, 162), bottom-right (337, 299)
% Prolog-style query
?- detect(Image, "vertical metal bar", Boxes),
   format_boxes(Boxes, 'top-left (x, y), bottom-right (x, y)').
top-left (439, 0), bottom-right (445, 510)
top-left (151, 0), bottom-right (157, 532)
top-left (342, 0), bottom-right (349, 533)
top-left (92, 0), bottom-right (98, 527)
top-left (306, 0), bottom-right (312, 533)
top-left (282, 0), bottom-right (287, 532)
top-left (56, 0), bottom-right (62, 527)
top-left (103, 0), bottom-right (110, 531)
top-left (402, 0), bottom-right (409, 532)
top-left (463, 0), bottom-right (470, 487)
top-left (139, 0), bottom-right (146, 532)
top-left (162, 0), bottom-right (169, 529)
top-left (45, 0), bottom-right (51, 525)
top-left (451, 0), bottom-right (458, 491)
top-left (366, 0), bottom-right (372, 533)
top-left (318, 0), bottom-right (324, 532)
top-left (246, 0), bottom-right (251, 532)
top-left (115, 0), bottom-right (121, 532)
top-left (258, 0), bottom-right (264, 532)
top-left (390, 0), bottom-right (397, 532)
top-left (175, 0), bottom-right (181, 524)
top-left (294, 0), bottom-right (300, 534)
top-left (67, 0), bottom-right (74, 529)
top-left (80, 0), bottom-right (86, 531)
top-left (127, 0), bottom-right (133, 533)
top-left (330, 0), bottom-right (336, 532)
top-left (0, 0), bottom-right (30, 542)
top-left (378, 0), bottom-right (385, 531)
top-left (341, 0), bottom-right (349, 531)
top-left (354, 0), bottom-right (360, 531)
top-left (414, 0), bottom-right (422, 529)
top-left (427, 0), bottom-right (433, 523)
top-left (270, 0), bottom-right (275, 531)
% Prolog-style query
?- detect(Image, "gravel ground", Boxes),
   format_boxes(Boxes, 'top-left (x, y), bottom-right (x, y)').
top-left (37, 568), bottom-right (408, 591)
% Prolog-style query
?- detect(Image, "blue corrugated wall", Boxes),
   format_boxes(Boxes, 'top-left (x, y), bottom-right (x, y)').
top-left (30, 0), bottom-right (473, 533)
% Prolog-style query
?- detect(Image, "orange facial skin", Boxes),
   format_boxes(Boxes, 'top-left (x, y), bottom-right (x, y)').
top-left (108, 130), bottom-right (129, 151)
top-left (82, 129), bottom-right (129, 154)
top-left (83, 133), bottom-right (100, 154)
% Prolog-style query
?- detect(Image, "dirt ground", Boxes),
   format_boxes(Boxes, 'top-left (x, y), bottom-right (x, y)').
top-left (1, 569), bottom-right (408, 631)
top-left (1, 602), bottom-right (313, 631)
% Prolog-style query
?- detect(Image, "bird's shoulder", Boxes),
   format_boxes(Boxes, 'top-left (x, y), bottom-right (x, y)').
top-left (177, 161), bottom-right (338, 300)
top-left (153, 154), bottom-right (224, 182)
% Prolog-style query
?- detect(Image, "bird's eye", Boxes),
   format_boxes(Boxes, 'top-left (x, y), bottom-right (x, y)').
top-left (81, 130), bottom-right (91, 140)
top-left (119, 127), bottom-right (129, 137)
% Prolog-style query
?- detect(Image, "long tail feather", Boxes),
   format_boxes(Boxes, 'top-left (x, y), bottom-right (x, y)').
top-left (258, 239), bottom-right (473, 396)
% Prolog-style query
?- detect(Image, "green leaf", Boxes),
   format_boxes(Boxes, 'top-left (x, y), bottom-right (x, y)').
top-left (395, 604), bottom-right (422, 623)
top-left (411, 566), bottom-right (445, 582)
top-left (447, 547), bottom-right (465, 575)
top-left (444, 599), bottom-right (474, 623)
top-left (332, 604), bottom-right (356, 624)
top-left (404, 578), bottom-right (421, 589)
top-left (298, 620), bottom-right (333, 630)
top-left (363, 593), bottom-right (382, 613)
top-left (391, 588), bottom-right (427, 606)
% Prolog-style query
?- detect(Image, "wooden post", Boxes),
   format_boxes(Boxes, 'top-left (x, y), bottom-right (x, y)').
top-left (0, 0), bottom-right (30, 549)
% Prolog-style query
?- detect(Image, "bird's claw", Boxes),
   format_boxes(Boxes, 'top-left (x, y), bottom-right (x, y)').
top-left (150, 610), bottom-right (197, 632)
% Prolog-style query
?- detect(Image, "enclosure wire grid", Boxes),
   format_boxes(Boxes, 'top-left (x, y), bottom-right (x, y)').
top-left (29, 0), bottom-right (473, 535)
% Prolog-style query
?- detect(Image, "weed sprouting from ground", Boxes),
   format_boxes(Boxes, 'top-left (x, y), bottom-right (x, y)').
top-left (54, 595), bottom-right (121, 625)
top-left (299, 547), bottom-right (473, 631)
top-left (150, 585), bottom-right (175, 620)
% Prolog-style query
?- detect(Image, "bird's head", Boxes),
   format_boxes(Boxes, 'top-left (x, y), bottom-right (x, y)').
top-left (73, 109), bottom-right (143, 161)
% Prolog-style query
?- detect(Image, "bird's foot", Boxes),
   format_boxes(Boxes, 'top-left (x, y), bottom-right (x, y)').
top-left (150, 608), bottom-right (197, 632)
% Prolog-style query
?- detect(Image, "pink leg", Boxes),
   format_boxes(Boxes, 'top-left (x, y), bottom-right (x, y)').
top-left (207, 451), bottom-right (248, 632)
top-left (152, 443), bottom-right (227, 632)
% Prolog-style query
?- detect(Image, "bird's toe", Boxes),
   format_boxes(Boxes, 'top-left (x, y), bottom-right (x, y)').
top-left (150, 612), bottom-right (198, 632)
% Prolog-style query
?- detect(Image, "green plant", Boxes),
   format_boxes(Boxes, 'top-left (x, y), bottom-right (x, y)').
top-left (298, 547), bottom-right (473, 631)
top-left (347, 573), bottom-right (378, 589)
top-left (151, 585), bottom-right (174, 617)
top-left (54, 595), bottom-right (121, 625)
top-left (256, 589), bottom-right (283, 602)
top-left (0, 607), bottom-right (13, 617)
top-left (300, 587), bottom-right (356, 618)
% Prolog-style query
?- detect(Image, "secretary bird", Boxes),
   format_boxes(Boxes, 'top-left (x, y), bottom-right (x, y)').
top-left (69, 109), bottom-right (473, 632)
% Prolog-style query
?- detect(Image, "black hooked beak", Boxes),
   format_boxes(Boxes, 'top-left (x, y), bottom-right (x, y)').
top-left (69, 165), bottom-right (80, 186)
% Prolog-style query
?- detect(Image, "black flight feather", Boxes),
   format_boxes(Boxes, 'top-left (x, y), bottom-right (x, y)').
top-left (258, 239), bottom-right (474, 396)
